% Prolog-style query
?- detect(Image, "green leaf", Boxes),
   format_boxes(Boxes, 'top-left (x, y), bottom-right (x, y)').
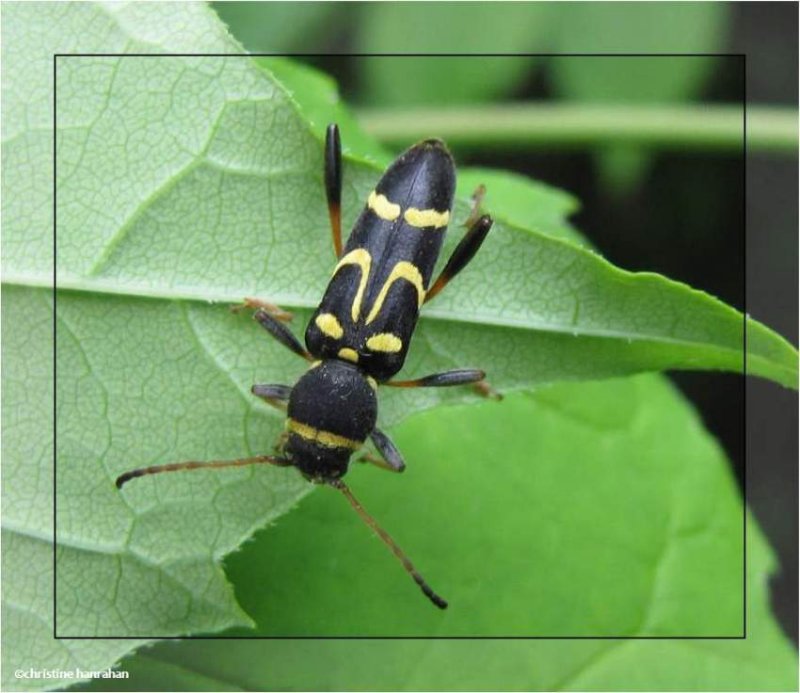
top-left (2, 287), bottom-right (151, 690)
top-left (52, 286), bottom-right (308, 635)
top-left (1, 1), bottom-right (264, 688)
top-left (548, 3), bottom-right (731, 193)
top-left (77, 377), bottom-right (797, 689)
top-left (354, 4), bottom-right (551, 106)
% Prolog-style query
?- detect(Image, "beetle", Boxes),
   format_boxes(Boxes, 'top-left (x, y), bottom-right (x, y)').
top-left (116, 124), bottom-right (495, 609)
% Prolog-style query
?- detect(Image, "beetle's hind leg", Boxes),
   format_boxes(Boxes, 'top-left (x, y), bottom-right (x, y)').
top-left (357, 427), bottom-right (406, 473)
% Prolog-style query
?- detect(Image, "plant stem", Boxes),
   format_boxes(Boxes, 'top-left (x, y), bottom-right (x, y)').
top-left (356, 103), bottom-right (797, 154)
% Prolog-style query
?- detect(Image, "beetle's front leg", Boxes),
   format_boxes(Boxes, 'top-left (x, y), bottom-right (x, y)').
top-left (230, 297), bottom-right (293, 322)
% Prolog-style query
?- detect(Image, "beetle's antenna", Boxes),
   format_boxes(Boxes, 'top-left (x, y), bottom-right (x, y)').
top-left (330, 479), bottom-right (448, 609)
top-left (115, 455), bottom-right (291, 489)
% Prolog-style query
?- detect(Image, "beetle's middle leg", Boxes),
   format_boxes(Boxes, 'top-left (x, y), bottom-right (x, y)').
top-left (386, 368), bottom-right (501, 400)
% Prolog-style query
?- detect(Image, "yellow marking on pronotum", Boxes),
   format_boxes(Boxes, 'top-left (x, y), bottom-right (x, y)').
top-left (287, 419), bottom-right (362, 451)
top-left (404, 207), bottom-right (450, 229)
top-left (367, 190), bottom-right (401, 221)
top-left (308, 360), bottom-right (322, 370)
top-left (332, 248), bottom-right (372, 322)
top-left (365, 261), bottom-right (425, 324)
top-left (366, 333), bottom-right (403, 353)
top-left (338, 347), bottom-right (359, 363)
top-left (315, 313), bottom-right (344, 340)
top-left (366, 376), bottom-right (378, 392)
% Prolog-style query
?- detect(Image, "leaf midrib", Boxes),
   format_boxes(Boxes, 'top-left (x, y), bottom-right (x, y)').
top-left (4, 273), bottom-right (754, 359)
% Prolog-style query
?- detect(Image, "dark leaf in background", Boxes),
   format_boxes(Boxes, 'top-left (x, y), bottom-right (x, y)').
top-left (355, 3), bottom-right (550, 106)
top-left (212, 1), bottom-right (338, 54)
top-left (548, 2), bottom-right (731, 194)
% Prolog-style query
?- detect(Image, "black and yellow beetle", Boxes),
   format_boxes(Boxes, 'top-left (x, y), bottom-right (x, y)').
top-left (116, 125), bottom-right (494, 609)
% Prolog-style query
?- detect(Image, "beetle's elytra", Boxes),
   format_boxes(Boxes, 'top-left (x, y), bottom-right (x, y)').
top-left (116, 125), bottom-right (496, 609)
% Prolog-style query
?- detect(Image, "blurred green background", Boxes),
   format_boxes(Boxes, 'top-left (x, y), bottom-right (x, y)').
top-left (210, 0), bottom-right (797, 644)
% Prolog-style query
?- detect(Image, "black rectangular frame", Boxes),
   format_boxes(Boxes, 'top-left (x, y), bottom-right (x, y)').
top-left (52, 51), bottom-right (748, 641)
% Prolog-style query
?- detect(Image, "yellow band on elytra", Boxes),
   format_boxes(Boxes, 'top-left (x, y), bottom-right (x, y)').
top-left (368, 191), bottom-right (401, 221)
top-left (365, 261), bottom-right (425, 324)
top-left (404, 207), bottom-right (450, 229)
top-left (332, 248), bottom-right (372, 322)
top-left (366, 332), bottom-right (403, 353)
top-left (315, 313), bottom-right (344, 340)
top-left (337, 347), bottom-right (359, 363)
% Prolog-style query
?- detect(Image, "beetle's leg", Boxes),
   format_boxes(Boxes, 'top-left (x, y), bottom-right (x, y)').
top-left (425, 213), bottom-right (493, 304)
top-left (424, 184), bottom-right (486, 304)
top-left (386, 368), bottom-right (501, 400)
top-left (251, 385), bottom-right (293, 453)
top-left (386, 368), bottom-right (484, 388)
top-left (325, 123), bottom-right (343, 258)
top-left (230, 297), bottom-right (293, 322)
top-left (251, 383), bottom-right (292, 411)
top-left (463, 184), bottom-right (486, 230)
top-left (252, 309), bottom-right (314, 361)
top-left (472, 379), bottom-right (502, 400)
top-left (273, 431), bottom-right (289, 455)
top-left (357, 427), bottom-right (406, 473)
top-left (115, 455), bottom-right (292, 489)
top-left (357, 453), bottom-right (395, 472)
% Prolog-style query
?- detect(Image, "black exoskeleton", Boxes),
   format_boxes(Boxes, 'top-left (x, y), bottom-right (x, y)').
top-left (285, 360), bottom-right (377, 481)
top-left (116, 125), bottom-right (496, 610)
